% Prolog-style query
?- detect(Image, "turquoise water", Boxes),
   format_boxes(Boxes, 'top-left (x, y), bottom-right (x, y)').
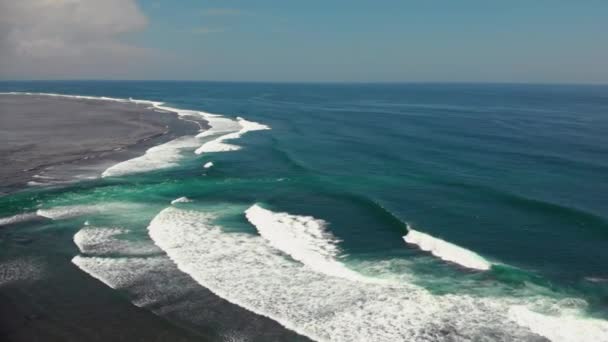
top-left (1, 81), bottom-right (608, 341)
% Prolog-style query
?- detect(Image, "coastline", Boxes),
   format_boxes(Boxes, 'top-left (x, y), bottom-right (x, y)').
top-left (0, 93), bottom-right (207, 194)
top-left (0, 92), bottom-right (312, 342)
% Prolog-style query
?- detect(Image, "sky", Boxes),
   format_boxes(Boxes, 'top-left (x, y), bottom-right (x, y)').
top-left (0, 0), bottom-right (607, 83)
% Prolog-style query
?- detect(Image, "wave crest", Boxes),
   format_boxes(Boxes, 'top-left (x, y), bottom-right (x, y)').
top-left (147, 206), bottom-right (551, 341)
top-left (404, 227), bottom-right (491, 271)
top-left (245, 204), bottom-right (373, 282)
top-left (195, 117), bottom-right (270, 154)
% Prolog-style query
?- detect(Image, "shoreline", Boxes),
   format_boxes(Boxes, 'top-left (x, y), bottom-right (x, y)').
top-left (0, 92), bottom-right (312, 341)
top-left (0, 93), bottom-right (207, 194)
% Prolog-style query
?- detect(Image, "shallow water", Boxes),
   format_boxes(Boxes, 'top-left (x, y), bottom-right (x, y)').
top-left (1, 81), bottom-right (608, 341)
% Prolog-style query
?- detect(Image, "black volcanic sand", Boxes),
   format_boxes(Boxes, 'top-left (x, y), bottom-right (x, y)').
top-left (0, 94), bottom-right (203, 194)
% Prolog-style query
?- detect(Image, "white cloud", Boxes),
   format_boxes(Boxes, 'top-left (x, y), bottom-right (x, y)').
top-left (0, 0), bottom-right (150, 79)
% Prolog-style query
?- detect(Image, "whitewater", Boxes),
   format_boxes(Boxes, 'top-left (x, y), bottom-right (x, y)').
top-left (143, 204), bottom-right (607, 342)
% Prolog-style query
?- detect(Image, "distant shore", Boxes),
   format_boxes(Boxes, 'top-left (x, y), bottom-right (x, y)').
top-left (0, 94), bottom-right (204, 194)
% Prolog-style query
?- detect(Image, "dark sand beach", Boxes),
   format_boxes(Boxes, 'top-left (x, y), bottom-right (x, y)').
top-left (0, 94), bottom-right (201, 193)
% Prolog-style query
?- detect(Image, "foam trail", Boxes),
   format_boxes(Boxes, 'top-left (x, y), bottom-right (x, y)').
top-left (72, 255), bottom-right (167, 297)
top-left (36, 203), bottom-right (141, 221)
top-left (101, 136), bottom-right (200, 177)
top-left (245, 204), bottom-right (372, 282)
top-left (196, 115), bottom-right (241, 138)
top-left (71, 254), bottom-right (287, 342)
top-left (0, 212), bottom-right (41, 226)
top-left (74, 226), bottom-right (160, 256)
top-left (27, 181), bottom-right (44, 186)
top-left (148, 206), bottom-right (554, 342)
top-left (403, 227), bottom-right (491, 271)
top-left (585, 277), bottom-right (608, 283)
top-left (37, 205), bottom-right (101, 220)
top-left (195, 117), bottom-right (270, 154)
top-left (171, 197), bottom-right (192, 204)
top-left (509, 306), bottom-right (608, 342)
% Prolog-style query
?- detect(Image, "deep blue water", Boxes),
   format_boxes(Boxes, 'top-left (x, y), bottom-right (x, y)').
top-left (1, 81), bottom-right (608, 341)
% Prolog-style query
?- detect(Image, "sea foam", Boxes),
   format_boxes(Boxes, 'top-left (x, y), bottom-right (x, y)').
top-left (36, 205), bottom-right (101, 220)
top-left (195, 117), bottom-right (270, 154)
top-left (403, 227), bottom-right (491, 271)
top-left (36, 203), bottom-right (142, 221)
top-left (148, 205), bottom-right (558, 342)
top-left (74, 226), bottom-right (160, 256)
top-left (245, 204), bottom-right (372, 282)
top-left (101, 136), bottom-right (200, 177)
top-left (0, 212), bottom-right (41, 226)
top-left (171, 196), bottom-right (193, 204)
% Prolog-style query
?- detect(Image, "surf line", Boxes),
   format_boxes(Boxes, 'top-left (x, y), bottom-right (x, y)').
top-left (403, 226), bottom-right (491, 271)
top-left (2, 92), bottom-right (270, 178)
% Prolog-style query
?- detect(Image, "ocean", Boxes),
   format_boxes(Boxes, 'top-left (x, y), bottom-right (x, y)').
top-left (1, 81), bottom-right (607, 341)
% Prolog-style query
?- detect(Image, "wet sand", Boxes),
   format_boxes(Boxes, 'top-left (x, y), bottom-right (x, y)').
top-left (0, 94), bottom-right (201, 194)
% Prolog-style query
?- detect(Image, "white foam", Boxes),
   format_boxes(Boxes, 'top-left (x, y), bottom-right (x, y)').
top-left (32, 174), bottom-right (54, 180)
top-left (196, 115), bottom-right (242, 138)
top-left (71, 252), bottom-right (283, 341)
top-left (171, 197), bottom-right (192, 204)
top-left (0, 212), bottom-right (40, 226)
top-left (585, 277), bottom-right (608, 283)
top-left (27, 181), bottom-right (45, 186)
top-left (74, 226), bottom-right (160, 256)
top-left (1, 92), bottom-right (130, 103)
top-left (203, 161), bottom-right (214, 169)
top-left (148, 206), bottom-right (552, 341)
top-left (36, 203), bottom-right (140, 221)
top-left (36, 205), bottom-right (101, 220)
top-left (72, 255), bottom-right (168, 304)
top-left (195, 117), bottom-right (270, 155)
top-left (509, 305), bottom-right (608, 342)
top-left (245, 204), bottom-right (371, 282)
top-left (73, 245), bottom-right (257, 332)
top-left (403, 227), bottom-right (491, 271)
top-left (101, 136), bottom-right (200, 177)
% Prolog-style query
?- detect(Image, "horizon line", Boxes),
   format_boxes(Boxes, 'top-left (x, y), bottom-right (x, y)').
top-left (1, 79), bottom-right (607, 87)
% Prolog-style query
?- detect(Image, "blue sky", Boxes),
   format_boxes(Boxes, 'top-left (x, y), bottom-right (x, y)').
top-left (1, 0), bottom-right (607, 82)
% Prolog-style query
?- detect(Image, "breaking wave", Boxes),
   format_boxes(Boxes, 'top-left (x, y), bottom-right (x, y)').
top-left (403, 227), bottom-right (492, 271)
top-left (74, 226), bottom-right (160, 256)
top-left (195, 117), bottom-right (270, 154)
top-left (101, 136), bottom-right (200, 177)
top-left (245, 204), bottom-right (373, 282)
top-left (170, 196), bottom-right (192, 205)
top-left (149, 205), bottom-right (591, 341)
top-left (70, 226), bottom-right (297, 341)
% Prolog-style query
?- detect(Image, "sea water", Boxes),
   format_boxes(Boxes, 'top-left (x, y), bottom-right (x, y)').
top-left (1, 81), bottom-right (608, 341)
